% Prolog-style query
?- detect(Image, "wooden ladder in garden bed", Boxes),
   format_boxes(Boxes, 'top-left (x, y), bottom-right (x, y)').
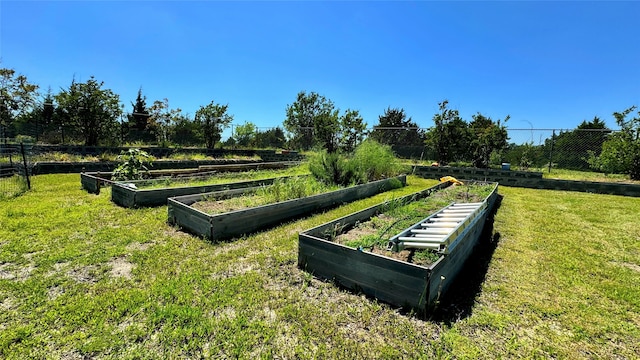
top-left (387, 202), bottom-right (486, 254)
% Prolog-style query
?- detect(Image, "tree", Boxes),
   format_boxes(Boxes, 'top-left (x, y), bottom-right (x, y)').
top-left (254, 127), bottom-right (286, 149)
top-left (589, 106), bottom-right (640, 180)
top-left (55, 76), bottom-right (122, 146)
top-left (552, 117), bottom-right (610, 170)
top-left (195, 100), bottom-right (233, 149)
top-left (126, 88), bottom-right (152, 143)
top-left (468, 113), bottom-right (509, 168)
top-left (0, 67), bottom-right (39, 138)
top-left (234, 121), bottom-right (257, 148)
top-left (172, 113), bottom-right (201, 146)
top-left (284, 91), bottom-right (337, 151)
top-left (369, 107), bottom-right (424, 147)
top-left (148, 98), bottom-right (181, 147)
top-left (425, 100), bottom-right (469, 165)
top-left (339, 109), bottom-right (367, 153)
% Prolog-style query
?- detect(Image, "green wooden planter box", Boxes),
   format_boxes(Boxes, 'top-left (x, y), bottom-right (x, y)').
top-left (111, 176), bottom-right (297, 208)
top-left (167, 175), bottom-right (407, 241)
top-left (298, 181), bottom-right (499, 314)
top-left (80, 161), bottom-right (301, 194)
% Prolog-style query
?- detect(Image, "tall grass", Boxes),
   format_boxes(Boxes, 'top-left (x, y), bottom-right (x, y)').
top-left (309, 140), bottom-right (406, 186)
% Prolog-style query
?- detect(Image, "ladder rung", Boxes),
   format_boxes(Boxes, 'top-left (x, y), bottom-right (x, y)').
top-left (422, 222), bottom-right (460, 227)
top-left (397, 241), bottom-right (442, 250)
top-left (410, 234), bottom-right (447, 240)
top-left (411, 228), bottom-right (451, 235)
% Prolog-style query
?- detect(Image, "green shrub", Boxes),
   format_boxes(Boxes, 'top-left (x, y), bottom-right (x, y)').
top-left (308, 151), bottom-right (361, 186)
top-left (112, 149), bottom-right (151, 181)
top-left (351, 140), bottom-right (405, 181)
top-left (309, 140), bottom-right (405, 186)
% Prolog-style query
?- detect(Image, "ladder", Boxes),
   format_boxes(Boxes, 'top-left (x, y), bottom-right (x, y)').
top-left (387, 201), bottom-right (486, 254)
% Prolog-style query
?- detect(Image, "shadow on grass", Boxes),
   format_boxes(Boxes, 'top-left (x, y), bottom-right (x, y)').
top-left (426, 194), bottom-right (503, 324)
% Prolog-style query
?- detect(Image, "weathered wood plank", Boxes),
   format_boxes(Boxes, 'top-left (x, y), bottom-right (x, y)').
top-left (298, 237), bottom-right (429, 309)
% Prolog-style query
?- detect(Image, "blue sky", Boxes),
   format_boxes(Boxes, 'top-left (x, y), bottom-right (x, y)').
top-left (1, 1), bottom-right (639, 140)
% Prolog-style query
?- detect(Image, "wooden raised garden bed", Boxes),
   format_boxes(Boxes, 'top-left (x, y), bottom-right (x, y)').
top-left (112, 176), bottom-right (302, 208)
top-left (168, 175), bottom-right (407, 241)
top-left (298, 180), bottom-right (499, 314)
top-left (80, 161), bottom-right (301, 194)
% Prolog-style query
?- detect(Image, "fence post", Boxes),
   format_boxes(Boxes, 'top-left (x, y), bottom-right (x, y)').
top-left (20, 142), bottom-right (31, 190)
top-left (547, 130), bottom-right (555, 173)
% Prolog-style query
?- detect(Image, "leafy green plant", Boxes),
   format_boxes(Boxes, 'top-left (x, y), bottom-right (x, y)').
top-left (111, 148), bottom-right (151, 181)
top-left (588, 106), bottom-right (640, 179)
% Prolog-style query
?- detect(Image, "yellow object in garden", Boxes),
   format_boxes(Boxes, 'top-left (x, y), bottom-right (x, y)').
top-left (440, 176), bottom-right (464, 185)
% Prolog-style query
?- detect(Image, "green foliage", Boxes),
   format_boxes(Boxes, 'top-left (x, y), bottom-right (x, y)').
top-left (284, 91), bottom-right (367, 153)
top-left (284, 91), bottom-right (340, 152)
top-left (172, 114), bottom-right (201, 146)
top-left (148, 98), bottom-right (181, 147)
top-left (469, 113), bottom-right (509, 168)
top-left (125, 88), bottom-right (153, 143)
top-left (352, 140), bottom-right (406, 181)
top-left (309, 151), bottom-right (360, 187)
top-left (0, 67), bottom-right (39, 138)
top-left (425, 100), bottom-right (468, 165)
top-left (588, 106), bottom-right (640, 180)
top-left (257, 176), bottom-right (326, 203)
top-left (254, 127), bottom-right (286, 149)
top-left (234, 121), bottom-right (257, 147)
top-left (111, 148), bottom-right (151, 181)
top-left (553, 118), bottom-right (610, 170)
top-left (309, 140), bottom-right (405, 186)
top-left (54, 76), bottom-right (122, 146)
top-left (195, 100), bottom-right (233, 149)
top-left (502, 142), bottom-right (548, 170)
top-left (339, 109), bottom-right (367, 153)
top-left (519, 142), bottom-right (534, 170)
top-left (425, 102), bottom-right (508, 168)
top-left (369, 107), bottom-right (424, 147)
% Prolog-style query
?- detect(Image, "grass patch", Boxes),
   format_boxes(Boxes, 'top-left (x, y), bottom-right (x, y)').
top-left (0, 175), bottom-right (638, 358)
top-left (533, 167), bottom-right (639, 183)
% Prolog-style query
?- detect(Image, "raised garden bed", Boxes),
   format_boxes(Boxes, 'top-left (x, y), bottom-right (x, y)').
top-left (298, 180), bottom-right (499, 314)
top-left (112, 175), bottom-right (299, 208)
top-left (168, 175), bottom-right (407, 241)
top-left (80, 161), bottom-right (301, 194)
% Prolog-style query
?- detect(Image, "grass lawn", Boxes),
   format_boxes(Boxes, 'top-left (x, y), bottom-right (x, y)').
top-left (534, 167), bottom-right (639, 184)
top-left (0, 175), bottom-right (638, 358)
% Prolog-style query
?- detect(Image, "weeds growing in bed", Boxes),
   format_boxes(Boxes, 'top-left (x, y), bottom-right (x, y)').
top-left (309, 140), bottom-right (407, 186)
top-left (333, 182), bottom-right (495, 266)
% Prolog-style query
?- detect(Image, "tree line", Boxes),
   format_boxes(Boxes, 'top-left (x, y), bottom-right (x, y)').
top-left (2, 66), bottom-right (639, 179)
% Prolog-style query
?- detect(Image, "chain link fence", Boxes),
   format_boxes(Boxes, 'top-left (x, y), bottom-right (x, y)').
top-left (366, 127), bottom-right (617, 172)
top-left (0, 139), bottom-right (33, 199)
top-left (504, 128), bottom-right (614, 171)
